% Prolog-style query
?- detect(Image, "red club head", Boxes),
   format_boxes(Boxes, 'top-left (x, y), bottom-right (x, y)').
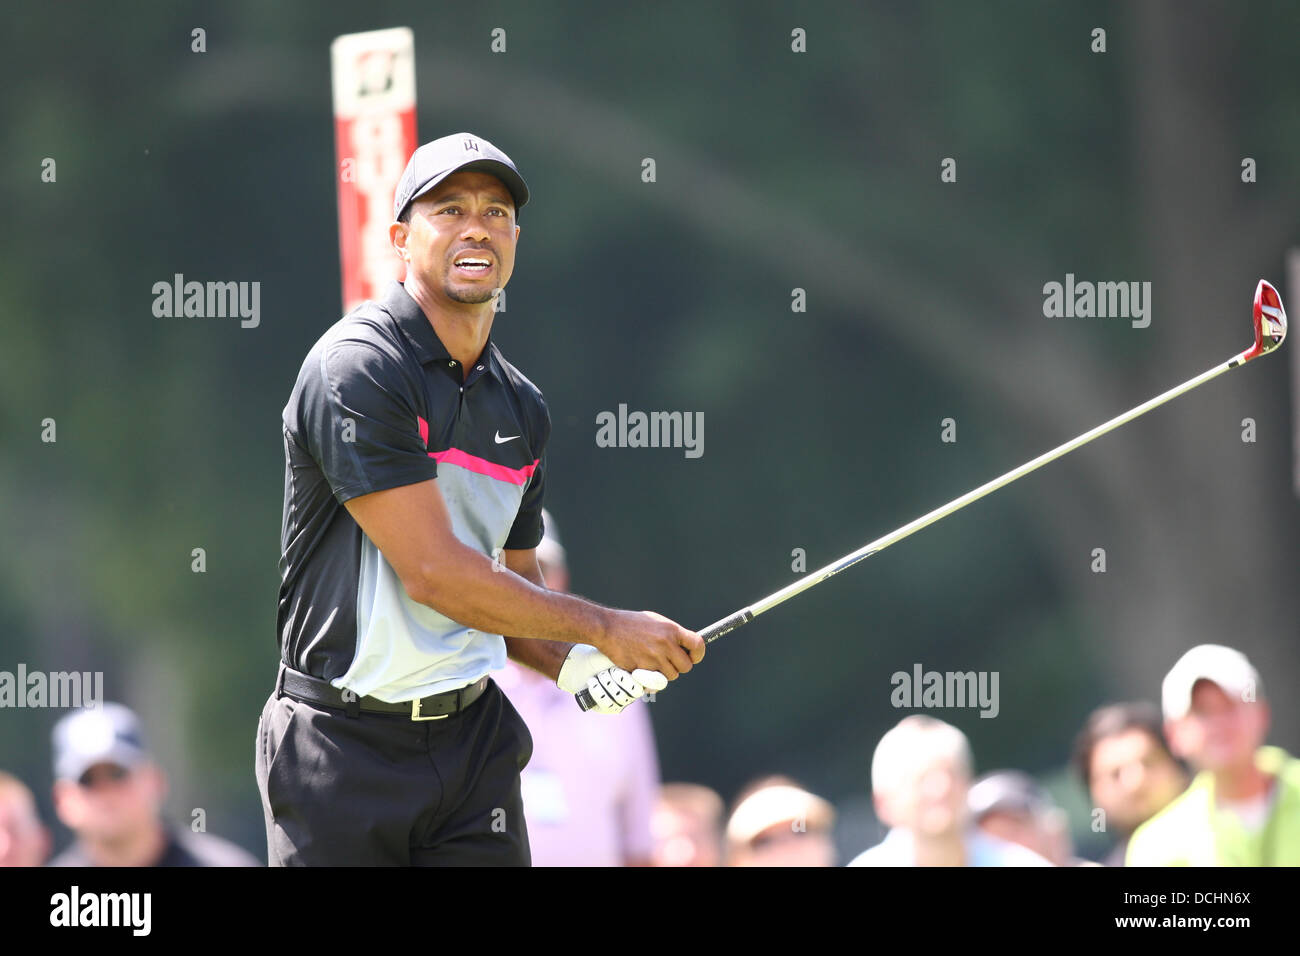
top-left (1242, 279), bottom-right (1288, 363)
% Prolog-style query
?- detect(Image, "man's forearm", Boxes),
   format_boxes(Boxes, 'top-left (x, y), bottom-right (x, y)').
top-left (504, 635), bottom-right (574, 682)
top-left (501, 557), bottom-right (574, 682)
top-left (411, 542), bottom-right (610, 648)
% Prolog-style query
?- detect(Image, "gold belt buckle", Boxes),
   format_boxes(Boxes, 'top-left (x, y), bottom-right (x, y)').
top-left (411, 697), bottom-right (449, 721)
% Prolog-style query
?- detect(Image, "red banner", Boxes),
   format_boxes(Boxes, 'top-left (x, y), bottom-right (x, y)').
top-left (331, 28), bottom-right (417, 314)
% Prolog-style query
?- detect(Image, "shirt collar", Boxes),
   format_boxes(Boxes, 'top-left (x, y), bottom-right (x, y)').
top-left (380, 280), bottom-right (505, 381)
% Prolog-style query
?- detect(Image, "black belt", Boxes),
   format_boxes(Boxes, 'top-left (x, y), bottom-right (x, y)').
top-left (277, 663), bottom-right (489, 721)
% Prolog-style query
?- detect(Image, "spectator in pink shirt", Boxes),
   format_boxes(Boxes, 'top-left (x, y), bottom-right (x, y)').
top-left (496, 510), bottom-right (661, 866)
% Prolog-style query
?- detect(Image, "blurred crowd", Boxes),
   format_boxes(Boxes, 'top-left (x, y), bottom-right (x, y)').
top-left (2, 511), bottom-right (1296, 867)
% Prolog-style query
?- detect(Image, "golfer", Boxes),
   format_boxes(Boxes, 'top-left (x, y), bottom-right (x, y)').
top-left (256, 132), bottom-right (703, 866)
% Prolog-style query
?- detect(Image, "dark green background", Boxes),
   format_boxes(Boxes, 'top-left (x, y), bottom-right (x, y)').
top-left (3, 0), bottom-right (1297, 861)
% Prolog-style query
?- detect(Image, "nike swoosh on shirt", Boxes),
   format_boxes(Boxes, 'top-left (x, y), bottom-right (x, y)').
top-left (494, 431), bottom-right (520, 444)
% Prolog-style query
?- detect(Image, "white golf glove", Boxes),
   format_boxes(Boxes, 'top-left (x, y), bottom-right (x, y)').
top-left (556, 645), bottom-right (668, 715)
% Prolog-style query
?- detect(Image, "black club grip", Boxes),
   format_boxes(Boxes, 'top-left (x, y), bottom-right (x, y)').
top-left (699, 608), bottom-right (754, 643)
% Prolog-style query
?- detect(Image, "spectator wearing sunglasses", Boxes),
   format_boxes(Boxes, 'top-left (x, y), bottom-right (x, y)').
top-left (48, 702), bottom-right (260, 866)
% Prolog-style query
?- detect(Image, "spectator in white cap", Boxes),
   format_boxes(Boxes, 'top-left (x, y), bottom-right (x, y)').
top-left (50, 702), bottom-right (260, 866)
top-left (1126, 645), bottom-right (1300, 865)
top-left (848, 716), bottom-right (1052, 866)
top-left (725, 775), bottom-right (836, 867)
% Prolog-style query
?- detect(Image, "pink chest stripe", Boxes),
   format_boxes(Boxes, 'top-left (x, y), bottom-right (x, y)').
top-left (418, 416), bottom-right (538, 486)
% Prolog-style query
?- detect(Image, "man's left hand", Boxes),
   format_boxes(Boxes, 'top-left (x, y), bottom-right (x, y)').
top-left (556, 645), bottom-right (667, 714)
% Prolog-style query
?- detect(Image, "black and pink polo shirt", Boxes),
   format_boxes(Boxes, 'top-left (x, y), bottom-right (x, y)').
top-left (277, 280), bottom-right (549, 702)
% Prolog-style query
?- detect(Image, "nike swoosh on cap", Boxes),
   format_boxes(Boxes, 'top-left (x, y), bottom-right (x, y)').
top-left (494, 431), bottom-right (520, 444)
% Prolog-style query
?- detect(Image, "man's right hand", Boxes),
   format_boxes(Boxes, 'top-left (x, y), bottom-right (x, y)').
top-left (596, 610), bottom-right (704, 680)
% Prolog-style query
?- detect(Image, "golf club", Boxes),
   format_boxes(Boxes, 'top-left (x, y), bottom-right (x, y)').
top-left (577, 279), bottom-right (1288, 711)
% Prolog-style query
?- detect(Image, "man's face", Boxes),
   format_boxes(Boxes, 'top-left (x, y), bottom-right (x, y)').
top-left (393, 170), bottom-right (520, 307)
top-left (1168, 680), bottom-right (1268, 773)
top-left (879, 753), bottom-right (969, 838)
top-left (52, 761), bottom-right (164, 843)
top-left (1088, 728), bottom-right (1186, 833)
top-left (651, 806), bottom-right (722, 867)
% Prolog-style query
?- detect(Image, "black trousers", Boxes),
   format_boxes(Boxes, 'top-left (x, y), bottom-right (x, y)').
top-left (255, 675), bottom-right (533, 866)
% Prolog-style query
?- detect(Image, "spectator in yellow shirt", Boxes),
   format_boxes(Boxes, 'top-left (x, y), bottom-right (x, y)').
top-left (1127, 645), bottom-right (1300, 866)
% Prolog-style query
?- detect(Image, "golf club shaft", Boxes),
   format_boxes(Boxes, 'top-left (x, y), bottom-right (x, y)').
top-left (698, 352), bottom-right (1246, 642)
top-left (576, 347), bottom-right (1249, 711)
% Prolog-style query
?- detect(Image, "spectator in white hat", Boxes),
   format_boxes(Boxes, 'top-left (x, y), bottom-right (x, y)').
top-left (725, 775), bottom-right (836, 867)
top-left (1126, 645), bottom-right (1300, 865)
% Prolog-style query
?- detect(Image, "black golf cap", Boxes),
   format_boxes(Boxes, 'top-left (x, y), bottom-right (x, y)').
top-left (393, 132), bottom-right (529, 222)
